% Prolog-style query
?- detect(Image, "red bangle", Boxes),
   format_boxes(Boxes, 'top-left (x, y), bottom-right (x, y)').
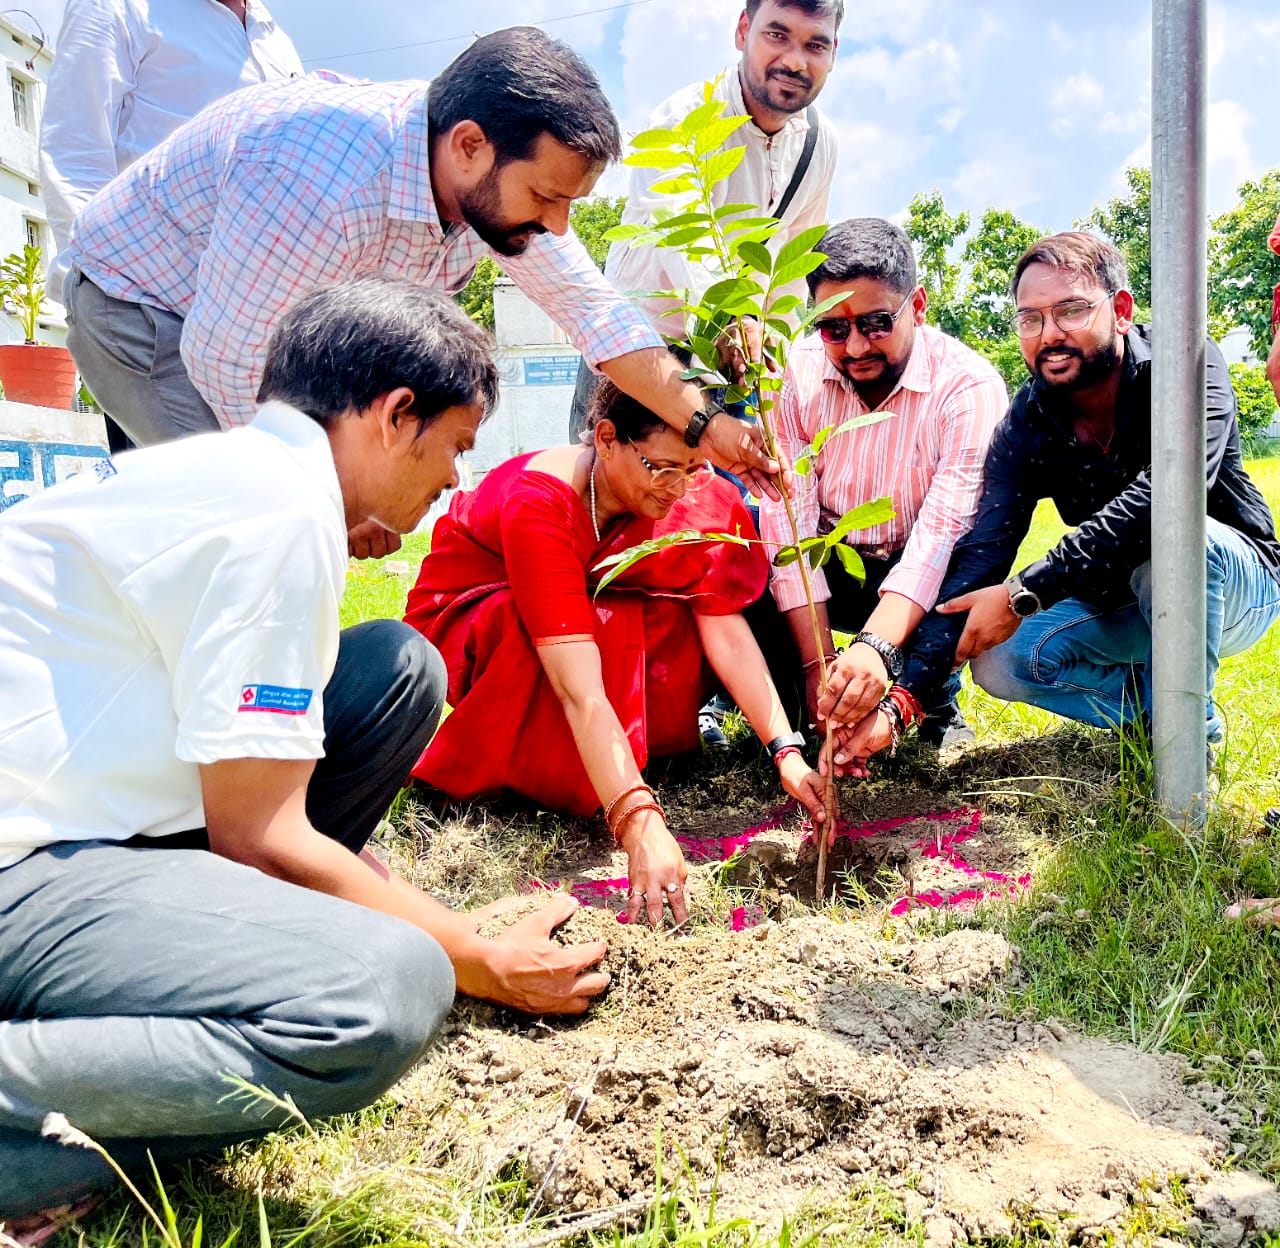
top-left (887, 684), bottom-right (924, 729)
top-left (772, 746), bottom-right (803, 767)
top-left (612, 800), bottom-right (665, 843)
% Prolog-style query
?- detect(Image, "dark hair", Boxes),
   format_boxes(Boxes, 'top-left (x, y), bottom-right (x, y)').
top-left (587, 379), bottom-right (666, 443)
top-left (743, 0), bottom-right (845, 31)
top-left (807, 217), bottom-right (917, 297)
top-left (1011, 231), bottom-right (1129, 300)
top-left (428, 27), bottom-right (621, 168)
top-left (257, 278), bottom-right (499, 433)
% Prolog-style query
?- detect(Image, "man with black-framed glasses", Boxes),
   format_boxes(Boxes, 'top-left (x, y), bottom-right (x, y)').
top-left (750, 217), bottom-right (1007, 746)
top-left (827, 231), bottom-right (1280, 774)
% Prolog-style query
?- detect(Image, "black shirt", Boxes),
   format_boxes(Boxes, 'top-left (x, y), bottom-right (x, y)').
top-left (900, 324), bottom-right (1280, 703)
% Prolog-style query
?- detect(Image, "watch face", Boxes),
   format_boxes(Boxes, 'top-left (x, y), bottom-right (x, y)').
top-left (1011, 591), bottom-right (1038, 617)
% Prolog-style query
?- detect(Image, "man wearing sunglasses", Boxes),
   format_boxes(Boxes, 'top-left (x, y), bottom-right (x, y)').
top-left (828, 231), bottom-right (1280, 774)
top-left (753, 218), bottom-right (1007, 746)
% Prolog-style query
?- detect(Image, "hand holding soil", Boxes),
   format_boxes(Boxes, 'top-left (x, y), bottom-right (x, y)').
top-left (457, 893), bottom-right (610, 1015)
top-left (618, 812), bottom-right (689, 927)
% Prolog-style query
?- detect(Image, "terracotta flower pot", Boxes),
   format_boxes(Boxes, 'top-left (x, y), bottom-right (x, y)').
top-left (0, 343), bottom-right (78, 410)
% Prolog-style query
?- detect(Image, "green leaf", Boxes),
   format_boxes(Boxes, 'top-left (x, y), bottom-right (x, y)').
top-left (623, 149), bottom-right (689, 170)
top-left (812, 409), bottom-right (897, 457)
top-left (723, 215), bottom-right (780, 235)
top-left (767, 293), bottom-right (805, 318)
top-left (702, 276), bottom-right (763, 306)
top-left (828, 495), bottom-right (897, 541)
top-left (736, 240), bottom-right (773, 276)
top-left (602, 223), bottom-right (653, 244)
top-left (658, 225), bottom-right (714, 248)
top-left (648, 174), bottom-right (701, 196)
top-left (832, 542), bottom-right (866, 583)
top-left (772, 252), bottom-right (826, 288)
top-left (775, 225), bottom-right (829, 269)
top-left (258, 1192), bottom-right (272, 1248)
top-left (808, 542), bottom-right (833, 569)
top-left (713, 202), bottom-right (762, 219)
top-left (801, 289), bottom-right (855, 327)
top-left (652, 210), bottom-right (712, 229)
top-left (701, 146), bottom-right (747, 185)
top-left (793, 452), bottom-right (812, 476)
top-left (694, 115), bottom-right (749, 154)
top-left (591, 529), bottom-right (750, 595)
top-left (677, 99), bottom-right (728, 139)
top-left (630, 126), bottom-right (681, 149)
top-left (773, 544), bottom-right (801, 567)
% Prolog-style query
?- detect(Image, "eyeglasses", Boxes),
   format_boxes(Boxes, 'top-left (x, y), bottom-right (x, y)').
top-left (1014, 294), bottom-right (1112, 339)
top-left (814, 292), bottom-right (914, 344)
top-left (633, 446), bottom-right (711, 493)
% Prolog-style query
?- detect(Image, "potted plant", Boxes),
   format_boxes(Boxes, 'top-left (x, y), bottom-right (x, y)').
top-left (0, 243), bottom-right (78, 409)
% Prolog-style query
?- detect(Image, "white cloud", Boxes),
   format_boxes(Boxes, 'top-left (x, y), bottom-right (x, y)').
top-left (1049, 72), bottom-right (1105, 139)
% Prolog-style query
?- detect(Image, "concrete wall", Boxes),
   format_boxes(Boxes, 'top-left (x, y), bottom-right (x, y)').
top-left (463, 278), bottom-right (582, 478)
top-left (0, 398), bottom-right (108, 511)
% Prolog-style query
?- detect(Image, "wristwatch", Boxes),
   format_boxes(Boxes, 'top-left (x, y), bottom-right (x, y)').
top-left (852, 630), bottom-right (904, 681)
top-left (683, 396), bottom-right (720, 448)
top-left (1006, 574), bottom-right (1043, 618)
top-left (765, 730), bottom-right (806, 761)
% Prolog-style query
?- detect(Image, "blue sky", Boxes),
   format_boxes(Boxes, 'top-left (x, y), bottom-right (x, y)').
top-left (22, 0), bottom-right (1280, 232)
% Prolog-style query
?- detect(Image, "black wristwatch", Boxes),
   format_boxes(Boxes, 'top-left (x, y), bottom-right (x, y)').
top-left (765, 730), bottom-right (806, 761)
top-left (1006, 574), bottom-right (1043, 618)
top-left (683, 398), bottom-right (719, 448)
top-left (853, 630), bottom-right (903, 680)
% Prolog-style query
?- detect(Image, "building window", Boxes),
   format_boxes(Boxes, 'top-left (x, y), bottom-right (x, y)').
top-left (24, 219), bottom-right (41, 253)
top-left (11, 74), bottom-right (31, 132)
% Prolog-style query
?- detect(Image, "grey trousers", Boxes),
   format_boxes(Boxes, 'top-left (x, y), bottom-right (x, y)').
top-left (64, 267), bottom-right (220, 448)
top-left (0, 621), bottom-right (453, 1216)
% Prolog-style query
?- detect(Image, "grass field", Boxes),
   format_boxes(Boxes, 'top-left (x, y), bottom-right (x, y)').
top-left (40, 459), bottom-right (1280, 1248)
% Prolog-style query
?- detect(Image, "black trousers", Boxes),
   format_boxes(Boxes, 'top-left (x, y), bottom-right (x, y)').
top-left (745, 550), bottom-right (962, 740)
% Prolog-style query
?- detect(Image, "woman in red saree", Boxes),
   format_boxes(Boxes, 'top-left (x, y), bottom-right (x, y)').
top-left (405, 382), bottom-right (827, 927)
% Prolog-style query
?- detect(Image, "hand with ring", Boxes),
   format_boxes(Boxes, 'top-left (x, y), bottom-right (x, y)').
top-left (617, 808), bottom-right (689, 928)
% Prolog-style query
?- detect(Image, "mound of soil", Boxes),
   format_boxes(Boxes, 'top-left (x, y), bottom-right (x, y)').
top-left (444, 907), bottom-right (1277, 1243)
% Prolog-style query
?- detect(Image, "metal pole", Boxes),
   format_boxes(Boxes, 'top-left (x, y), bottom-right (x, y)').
top-left (1151, 0), bottom-right (1208, 826)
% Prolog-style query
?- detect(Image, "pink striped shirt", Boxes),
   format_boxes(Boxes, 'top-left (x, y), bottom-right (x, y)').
top-left (761, 325), bottom-right (1007, 613)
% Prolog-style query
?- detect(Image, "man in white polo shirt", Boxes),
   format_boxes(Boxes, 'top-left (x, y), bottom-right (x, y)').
top-left (0, 277), bottom-right (609, 1226)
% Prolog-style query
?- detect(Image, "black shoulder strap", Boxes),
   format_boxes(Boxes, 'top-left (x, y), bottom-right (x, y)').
top-left (773, 107), bottom-right (819, 221)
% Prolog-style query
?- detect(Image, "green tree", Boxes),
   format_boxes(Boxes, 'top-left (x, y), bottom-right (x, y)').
top-left (904, 189), bottom-right (969, 337)
top-left (454, 196), bottom-right (626, 331)
top-left (973, 334), bottom-right (1030, 396)
top-left (961, 208), bottom-right (1042, 342)
top-left (570, 195), bottom-right (625, 269)
top-left (1228, 361), bottom-right (1279, 452)
top-left (1208, 170), bottom-right (1280, 359)
top-left (454, 255), bottom-right (499, 331)
top-left (1078, 166), bottom-right (1151, 310)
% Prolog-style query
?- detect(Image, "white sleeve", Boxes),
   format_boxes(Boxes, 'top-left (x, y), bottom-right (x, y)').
top-left (121, 513), bottom-right (342, 763)
top-left (39, 0), bottom-right (136, 258)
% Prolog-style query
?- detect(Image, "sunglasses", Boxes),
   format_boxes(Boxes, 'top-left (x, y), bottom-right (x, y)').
top-left (814, 292), bottom-right (914, 344)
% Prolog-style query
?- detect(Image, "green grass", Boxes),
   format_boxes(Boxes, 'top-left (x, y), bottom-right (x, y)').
top-left (35, 458), bottom-right (1280, 1248)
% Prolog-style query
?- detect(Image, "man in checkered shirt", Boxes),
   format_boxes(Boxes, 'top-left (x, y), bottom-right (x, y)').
top-left (63, 25), bottom-right (783, 557)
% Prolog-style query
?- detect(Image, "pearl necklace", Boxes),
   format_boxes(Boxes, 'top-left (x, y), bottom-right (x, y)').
top-left (589, 453), bottom-right (602, 543)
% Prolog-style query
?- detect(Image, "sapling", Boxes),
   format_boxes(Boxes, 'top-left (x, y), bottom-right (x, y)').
top-left (596, 80), bottom-right (896, 898)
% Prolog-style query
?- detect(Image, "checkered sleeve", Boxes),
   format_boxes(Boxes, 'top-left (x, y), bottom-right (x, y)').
top-left (500, 230), bottom-right (663, 368)
top-left (180, 160), bottom-right (358, 427)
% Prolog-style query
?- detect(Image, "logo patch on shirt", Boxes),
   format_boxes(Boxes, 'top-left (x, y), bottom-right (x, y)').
top-left (93, 458), bottom-right (118, 482)
top-left (239, 684), bottom-right (313, 715)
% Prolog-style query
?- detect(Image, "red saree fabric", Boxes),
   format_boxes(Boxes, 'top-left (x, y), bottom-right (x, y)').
top-left (405, 454), bottom-right (767, 815)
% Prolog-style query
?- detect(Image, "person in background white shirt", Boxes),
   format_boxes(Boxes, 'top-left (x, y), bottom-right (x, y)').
top-left (567, 0), bottom-right (843, 443)
top-left (40, 0), bottom-right (302, 304)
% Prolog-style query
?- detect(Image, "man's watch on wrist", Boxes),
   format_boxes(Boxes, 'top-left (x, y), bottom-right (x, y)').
top-left (766, 730), bottom-right (806, 761)
top-left (852, 630), bottom-right (904, 680)
top-left (683, 395), bottom-right (721, 448)
top-left (1006, 574), bottom-right (1043, 618)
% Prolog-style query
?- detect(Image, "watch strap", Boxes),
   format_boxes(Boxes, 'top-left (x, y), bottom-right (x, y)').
top-left (852, 630), bottom-right (904, 680)
top-left (765, 730), bottom-right (806, 760)
top-left (684, 403), bottom-right (714, 448)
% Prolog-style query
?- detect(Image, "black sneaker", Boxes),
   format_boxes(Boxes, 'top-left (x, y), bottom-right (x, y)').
top-left (1265, 808), bottom-right (1280, 834)
top-left (698, 695), bottom-right (731, 751)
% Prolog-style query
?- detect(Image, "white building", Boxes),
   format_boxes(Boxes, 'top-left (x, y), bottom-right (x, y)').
top-left (0, 11), bottom-right (61, 347)
top-left (468, 276), bottom-right (581, 475)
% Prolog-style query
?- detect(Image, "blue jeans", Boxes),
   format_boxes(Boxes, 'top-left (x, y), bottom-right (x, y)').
top-left (970, 518), bottom-right (1280, 742)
